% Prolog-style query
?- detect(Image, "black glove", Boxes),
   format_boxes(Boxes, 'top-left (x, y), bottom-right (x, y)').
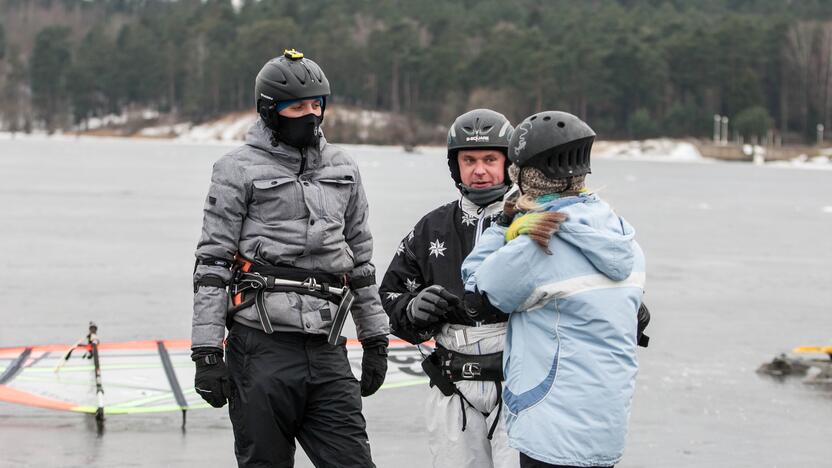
top-left (637, 303), bottom-right (651, 347)
top-left (495, 190), bottom-right (520, 227)
top-left (359, 335), bottom-right (389, 397)
top-left (407, 285), bottom-right (460, 327)
top-left (463, 288), bottom-right (502, 322)
top-left (192, 347), bottom-right (233, 408)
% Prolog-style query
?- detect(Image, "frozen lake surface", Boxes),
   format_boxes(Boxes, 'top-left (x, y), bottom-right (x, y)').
top-left (1, 136), bottom-right (831, 467)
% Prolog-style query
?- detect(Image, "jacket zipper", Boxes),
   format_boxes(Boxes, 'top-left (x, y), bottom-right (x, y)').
top-left (298, 148), bottom-right (307, 175)
top-left (475, 206), bottom-right (486, 244)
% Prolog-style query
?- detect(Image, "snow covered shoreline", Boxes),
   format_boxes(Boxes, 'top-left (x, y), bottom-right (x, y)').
top-left (3, 115), bottom-right (832, 170)
top-left (765, 154), bottom-right (832, 171)
top-left (593, 139), bottom-right (706, 162)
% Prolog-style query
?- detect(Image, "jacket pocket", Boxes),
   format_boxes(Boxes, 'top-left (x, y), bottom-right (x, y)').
top-left (298, 295), bottom-right (335, 333)
top-left (251, 177), bottom-right (306, 222)
top-left (226, 325), bottom-right (253, 387)
top-left (317, 171), bottom-right (355, 221)
top-left (503, 339), bottom-right (560, 416)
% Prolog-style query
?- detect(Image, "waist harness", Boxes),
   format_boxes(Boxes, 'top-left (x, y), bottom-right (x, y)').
top-left (421, 344), bottom-right (504, 439)
top-left (443, 306), bottom-right (509, 326)
top-left (194, 257), bottom-right (375, 345)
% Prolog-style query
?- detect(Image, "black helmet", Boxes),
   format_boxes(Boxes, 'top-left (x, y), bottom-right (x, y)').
top-left (509, 111), bottom-right (595, 179)
top-left (447, 109), bottom-right (513, 187)
top-left (255, 49), bottom-right (330, 129)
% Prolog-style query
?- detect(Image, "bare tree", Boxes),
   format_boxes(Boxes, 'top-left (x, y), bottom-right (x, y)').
top-left (817, 22), bottom-right (832, 129)
top-left (785, 21), bottom-right (819, 137)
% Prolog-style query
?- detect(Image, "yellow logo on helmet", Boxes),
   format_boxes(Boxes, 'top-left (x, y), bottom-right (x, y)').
top-left (283, 49), bottom-right (304, 60)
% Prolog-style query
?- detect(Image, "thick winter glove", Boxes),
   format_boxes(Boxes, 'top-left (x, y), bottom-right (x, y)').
top-left (359, 335), bottom-right (389, 397)
top-left (505, 211), bottom-right (568, 254)
top-left (463, 288), bottom-right (503, 322)
top-left (637, 303), bottom-right (651, 347)
top-left (192, 347), bottom-right (232, 408)
top-left (495, 191), bottom-right (520, 227)
top-left (407, 285), bottom-right (460, 327)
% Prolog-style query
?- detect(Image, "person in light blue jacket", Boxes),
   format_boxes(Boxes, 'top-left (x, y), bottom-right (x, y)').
top-left (461, 111), bottom-right (646, 468)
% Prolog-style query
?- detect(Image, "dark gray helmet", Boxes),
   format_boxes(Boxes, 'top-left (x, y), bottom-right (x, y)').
top-left (447, 108), bottom-right (514, 187)
top-left (255, 49), bottom-right (330, 129)
top-left (509, 111), bottom-right (595, 179)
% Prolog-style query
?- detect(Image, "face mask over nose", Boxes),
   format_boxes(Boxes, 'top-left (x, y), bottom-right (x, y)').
top-left (275, 113), bottom-right (322, 149)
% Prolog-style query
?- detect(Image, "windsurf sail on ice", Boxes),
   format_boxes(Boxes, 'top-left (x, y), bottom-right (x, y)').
top-left (0, 324), bottom-right (431, 428)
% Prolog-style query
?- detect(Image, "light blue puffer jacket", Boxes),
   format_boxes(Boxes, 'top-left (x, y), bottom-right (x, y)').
top-left (462, 193), bottom-right (645, 467)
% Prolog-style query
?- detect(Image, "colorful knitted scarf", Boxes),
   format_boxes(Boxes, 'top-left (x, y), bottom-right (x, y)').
top-left (508, 165), bottom-right (586, 199)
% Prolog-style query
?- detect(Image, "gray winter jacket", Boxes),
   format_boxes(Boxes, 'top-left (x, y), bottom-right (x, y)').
top-left (191, 119), bottom-right (389, 348)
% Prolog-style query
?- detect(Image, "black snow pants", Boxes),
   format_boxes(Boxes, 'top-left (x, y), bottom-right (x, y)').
top-left (520, 452), bottom-right (613, 468)
top-left (226, 324), bottom-right (374, 468)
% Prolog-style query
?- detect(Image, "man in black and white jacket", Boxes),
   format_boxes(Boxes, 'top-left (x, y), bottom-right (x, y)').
top-left (380, 109), bottom-right (519, 468)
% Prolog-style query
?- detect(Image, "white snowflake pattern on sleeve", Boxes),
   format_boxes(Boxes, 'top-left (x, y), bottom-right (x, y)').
top-left (404, 278), bottom-right (421, 292)
top-left (428, 239), bottom-right (447, 258)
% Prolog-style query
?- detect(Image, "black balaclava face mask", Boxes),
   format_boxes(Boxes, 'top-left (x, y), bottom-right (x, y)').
top-left (275, 113), bottom-right (322, 149)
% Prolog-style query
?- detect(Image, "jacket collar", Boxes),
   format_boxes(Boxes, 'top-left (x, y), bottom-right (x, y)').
top-left (460, 193), bottom-right (505, 218)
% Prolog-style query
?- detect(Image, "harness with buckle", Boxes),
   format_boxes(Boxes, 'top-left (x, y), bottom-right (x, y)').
top-left (196, 257), bottom-right (374, 345)
top-left (420, 344), bottom-right (505, 440)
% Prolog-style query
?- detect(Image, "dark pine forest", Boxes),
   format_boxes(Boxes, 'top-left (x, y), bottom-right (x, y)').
top-left (3, 0), bottom-right (832, 143)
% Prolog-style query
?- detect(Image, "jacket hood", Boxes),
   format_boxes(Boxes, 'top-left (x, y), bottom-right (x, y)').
top-left (542, 195), bottom-right (636, 281)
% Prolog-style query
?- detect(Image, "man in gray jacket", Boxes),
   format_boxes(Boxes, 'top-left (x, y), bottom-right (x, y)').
top-left (190, 49), bottom-right (389, 467)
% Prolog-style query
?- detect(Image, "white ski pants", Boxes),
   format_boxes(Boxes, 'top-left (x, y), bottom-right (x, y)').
top-left (425, 323), bottom-right (519, 468)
